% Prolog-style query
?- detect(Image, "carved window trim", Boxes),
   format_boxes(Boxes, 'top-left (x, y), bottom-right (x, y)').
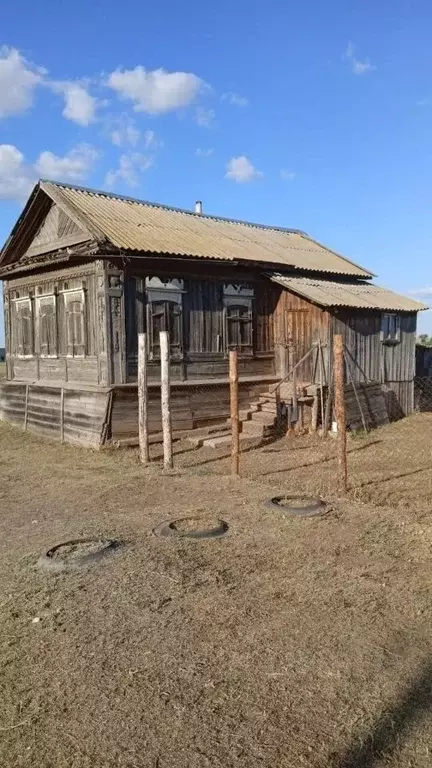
top-left (35, 294), bottom-right (58, 358)
top-left (61, 288), bottom-right (86, 358)
top-left (12, 297), bottom-right (34, 358)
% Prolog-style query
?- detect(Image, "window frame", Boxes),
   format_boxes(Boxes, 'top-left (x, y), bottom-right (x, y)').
top-left (35, 293), bottom-right (58, 358)
top-left (12, 297), bottom-right (34, 359)
top-left (145, 279), bottom-right (184, 362)
top-left (61, 287), bottom-right (86, 358)
top-left (380, 313), bottom-right (401, 345)
top-left (223, 284), bottom-right (254, 356)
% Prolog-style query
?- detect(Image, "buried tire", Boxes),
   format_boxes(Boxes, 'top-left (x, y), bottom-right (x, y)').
top-left (37, 538), bottom-right (122, 572)
top-left (265, 496), bottom-right (329, 517)
top-left (154, 517), bottom-right (228, 540)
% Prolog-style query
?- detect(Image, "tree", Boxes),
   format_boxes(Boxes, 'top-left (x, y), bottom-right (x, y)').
top-left (417, 334), bottom-right (432, 346)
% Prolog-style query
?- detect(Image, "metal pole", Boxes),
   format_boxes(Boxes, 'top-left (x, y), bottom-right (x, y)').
top-left (229, 350), bottom-right (239, 477)
top-left (334, 334), bottom-right (347, 493)
top-left (160, 331), bottom-right (173, 470)
top-left (138, 332), bottom-right (150, 464)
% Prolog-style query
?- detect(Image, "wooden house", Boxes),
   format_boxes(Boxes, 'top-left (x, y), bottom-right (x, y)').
top-left (0, 181), bottom-right (426, 447)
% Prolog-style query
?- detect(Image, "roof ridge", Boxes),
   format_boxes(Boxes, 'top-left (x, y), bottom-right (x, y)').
top-left (39, 179), bottom-right (307, 235)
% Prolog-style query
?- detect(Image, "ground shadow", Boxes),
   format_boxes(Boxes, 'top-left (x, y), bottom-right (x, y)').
top-left (331, 659), bottom-right (432, 767)
top-left (260, 440), bottom-right (383, 477)
top-left (353, 464), bottom-right (432, 489)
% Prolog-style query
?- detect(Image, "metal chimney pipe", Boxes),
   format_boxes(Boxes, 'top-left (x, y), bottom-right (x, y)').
top-left (195, 200), bottom-right (203, 214)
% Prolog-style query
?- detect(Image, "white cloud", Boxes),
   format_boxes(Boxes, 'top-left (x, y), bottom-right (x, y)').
top-left (51, 81), bottom-right (99, 126)
top-left (0, 144), bottom-right (35, 200)
top-left (280, 169), bottom-right (296, 181)
top-left (221, 92), bottom-right (249, 107)
top-left (344, 42), bottom-right (375, 75)
top-left (105, 153), bottom-right (153, 188)
top-left (195, 106), bottom-right (215, 127)
top-left (0, 46), bottom-right (44, 118)
top-left (107, 66), bottom-right (204, 114)
top-left (225, 155), bottom-right (263, 183)
top-left (195, 148), bottom-right (214, 157)
top-left (143, 129), bottom-right (162, 149)
top-left (110, 113), bottom-right (141, 146)
top-left (35, 144), bottom-right (98, 181)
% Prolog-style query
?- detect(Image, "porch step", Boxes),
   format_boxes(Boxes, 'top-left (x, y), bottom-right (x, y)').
top-left (202, 427), bottom-right (263, 449)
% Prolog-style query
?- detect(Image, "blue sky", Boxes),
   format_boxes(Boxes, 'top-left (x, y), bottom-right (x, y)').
top-left (1, 0), bottom-right (432, 343)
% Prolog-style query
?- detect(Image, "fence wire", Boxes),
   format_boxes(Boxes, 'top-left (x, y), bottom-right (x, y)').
top-left (414, 377), bottom-right (432, 412)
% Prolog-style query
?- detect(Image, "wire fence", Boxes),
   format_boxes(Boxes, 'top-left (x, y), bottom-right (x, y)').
top-left (414, 377), bottom-right (432, 412)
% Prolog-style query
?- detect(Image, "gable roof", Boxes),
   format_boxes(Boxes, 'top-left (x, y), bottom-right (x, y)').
top-left (0, 180), bottom-right (373, 278)
top-left (270, 275), bottom-right (428, 313)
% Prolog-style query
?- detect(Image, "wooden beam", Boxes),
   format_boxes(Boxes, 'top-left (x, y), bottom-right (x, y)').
top-left (138, 333), bottom-right (149, 465)
top-left (229, 350), bottom-right (239, 477)
top-left (160, 331), bottom-right (173, 470)
top-left (334, 334), bottom-right (347, 493)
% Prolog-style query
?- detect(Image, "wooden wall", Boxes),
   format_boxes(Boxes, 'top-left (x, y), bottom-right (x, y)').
top-left (123, 271), bottom-right (276, 383)
top-left (331, 311), bottom-right (417, 415)
top-left (271, 285), bottom-right (331, 382)
top-left (4, 262), bottom-right (109, 387)
top-left (0, 382), bottom-right (109, 447)
top-left (110, 380), bottom-right (273, 443)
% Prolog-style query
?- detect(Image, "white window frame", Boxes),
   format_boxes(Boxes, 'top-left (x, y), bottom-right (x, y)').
top-left (380, 313), bottom-right (401, 344)
top-left (12, 297), bottom-right (34, 359)
top-left (35, 294), bottom-right (58, 358)
top-left (61, 288), bottom-right (86, 358)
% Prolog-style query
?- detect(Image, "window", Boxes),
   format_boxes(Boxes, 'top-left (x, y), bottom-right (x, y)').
top-left (148, 300), bottom-right (182, 359)
top-left (64, 290), bottom-right (86, 357)
top-left (223, 283), bottom-right (254, 354)
top-left (226, 304), bottom-right (253, 352)
top-left (146, 277), bottom-right (184, 360)
top-left (381, 313), bottom-right (401, 344)
top-left (36, 295), bottom-right (57, 357)
top-left (12, 298), bottom-right (33, 357)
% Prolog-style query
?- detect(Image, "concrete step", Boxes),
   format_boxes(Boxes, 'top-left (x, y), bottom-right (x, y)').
top-left (250, 411), bottom-right (277, 426)
top-left (203, 429), bottom-right (263, 449)
top-left (259, 403), bottom-right (278, 414)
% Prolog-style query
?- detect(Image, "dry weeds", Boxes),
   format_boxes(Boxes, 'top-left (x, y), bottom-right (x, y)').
top-left (0, 414), bottom-right (431, 767)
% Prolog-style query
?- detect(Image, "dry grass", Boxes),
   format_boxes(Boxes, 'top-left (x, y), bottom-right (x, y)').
top-left (0, 415), bottom-right (431, 767)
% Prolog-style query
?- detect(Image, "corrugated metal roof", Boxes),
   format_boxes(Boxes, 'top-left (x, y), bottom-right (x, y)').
top-left (270, 274), bottom-right (428, 312)
top-left (39, 181), bottom-right (373, 278)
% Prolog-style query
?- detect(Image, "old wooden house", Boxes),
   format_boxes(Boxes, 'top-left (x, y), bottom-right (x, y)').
top-left (0, 180), bottom-right (426, 446)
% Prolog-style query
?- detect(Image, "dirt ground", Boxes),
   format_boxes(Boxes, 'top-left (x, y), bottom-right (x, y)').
top-left (0, 414), bottom-right (431, 768)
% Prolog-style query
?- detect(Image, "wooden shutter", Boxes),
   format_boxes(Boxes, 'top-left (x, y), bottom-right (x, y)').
top-left (64, 290), bottom-right (85, 357)
top-left (14, 299), bottom-right (33, 356)
top-left (38, 296), bottom-right (57, 356)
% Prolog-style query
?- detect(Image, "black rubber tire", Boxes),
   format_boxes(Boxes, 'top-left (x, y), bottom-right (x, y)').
top-left (154, 518), bottom-right (228, 540)
top-left (265, 496), bottom-right (328, 517)
top-left (37, 538), bottom-right (121, 572)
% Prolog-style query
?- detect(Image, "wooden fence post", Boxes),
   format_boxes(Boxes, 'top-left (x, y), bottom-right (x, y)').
top-left (160, 331), bottom-right (173, 470)
top-left (138, 332), bottom-right (149, 465)
top-left (334, 334), bottom-right (347, 493)
top-left (229, 350), bottom-right (239, 477)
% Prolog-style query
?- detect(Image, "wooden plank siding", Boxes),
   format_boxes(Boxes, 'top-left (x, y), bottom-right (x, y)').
top-left (110, 380), bottom-right (275, 442)
top-left (331, 311), bottom-right (417, 416)
top-left (124, 272), bottom-right (276, 383)
top-left (0, 382), bottom-right (109, 447)
top-left (4, 262), bottom-right (106, 387)
top-left (271, 285), bottom-right (331, 382)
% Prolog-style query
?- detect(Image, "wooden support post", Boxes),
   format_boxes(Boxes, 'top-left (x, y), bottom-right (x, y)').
top-left (229, 350), bottom-right (239, 477)
top-left (138, 333), bottom-right (150, 465)
top-left (160, 331), bottom-right (173, 470)
top-left (334, 334), bottom-right (348, 493)
top-left (60, 387), bottom-right (64, 443)
top-left (24, 385), bottom-right (29, 431)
